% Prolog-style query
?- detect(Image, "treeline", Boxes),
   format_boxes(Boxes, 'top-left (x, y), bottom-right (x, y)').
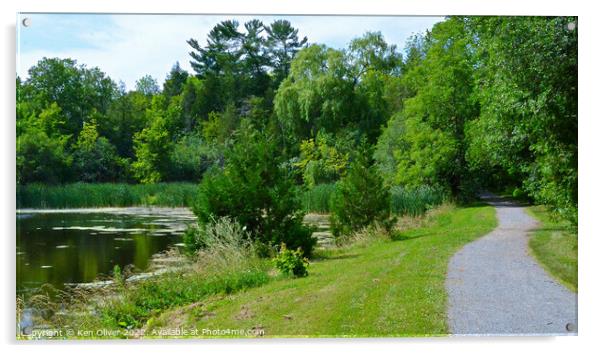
top-left (16, 17), bottom-right (577, 222)
top-left (17, 19), bottom-right (308, 185)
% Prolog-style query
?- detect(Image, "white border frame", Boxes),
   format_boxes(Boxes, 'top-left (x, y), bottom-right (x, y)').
top-left (2, 1), bottom-right (599, 352)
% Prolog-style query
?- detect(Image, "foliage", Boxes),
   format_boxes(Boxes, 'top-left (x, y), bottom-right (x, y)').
top-left (132, 116), bottom-right (172, 183)
top-left (168, 133), bottom-right (211, 181)
top-left (135, 75), bottom-right (160, 96)
top-left (384, 18), bottom-right (478, 196)
top-left (295, 131), bottom-right (350, 187)
top-left (200, 104), bottom-right (239, 144)
top-left (112, 265), bottom-right (125, 289)
top-left (16, 16), bottom-right (578, 226)
top-left (273, 243), bottom-right (309, 277)
top-left (330, 145), bottom-right (393, 237)
top-left (274, 44), bottom-right (356, 147)
top-left (21, 58), bottom-right (117, 137)
top-left (17, 115), bottom-right (71, 185)
top-left (179, 76), bottom-right (216, 130)
top-left (274, 33), bottom-right (401, 151)
top-left (465, 17), bottom-right (578, 223)
top-left (100, 90), bottom-right (151, 160)
top-left (162, 62), bottom-right (189, 99)
top-left (193, 121), bottom-right (316, 256)
top-left (72, 121), bottom-right (125, 182)
top-left (374, 112), bottom-right (407, 185)
top-left (187, 19), bottom-right (307, 110)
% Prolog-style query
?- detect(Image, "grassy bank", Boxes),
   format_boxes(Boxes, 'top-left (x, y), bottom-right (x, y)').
top-left (17, 183), bottom-right (198, 208)
top-left (144, 204), bottom-right (496, 337)
top-left (527, 206), bottom-right (578, 292)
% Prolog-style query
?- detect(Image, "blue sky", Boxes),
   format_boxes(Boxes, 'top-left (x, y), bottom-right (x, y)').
top-left (17, 14), bottom-right (443, 90)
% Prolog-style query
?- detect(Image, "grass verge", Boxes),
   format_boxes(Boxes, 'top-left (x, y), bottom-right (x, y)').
top-left (526, 206), bottom-right (578, 292)
top-left (146, 203), bottom-right (496, 338)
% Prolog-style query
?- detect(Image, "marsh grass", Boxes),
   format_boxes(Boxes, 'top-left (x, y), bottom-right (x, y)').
top-left (17, 182), bottom-right (198, 208)
top-left (390, 185), bottom-right (448, 216)
top-left (302, 183), bottom-right (448, 216)
top-left (302, 183), bottom-right (337, 214)
top-left (18, 182), bottom-right (448, 217)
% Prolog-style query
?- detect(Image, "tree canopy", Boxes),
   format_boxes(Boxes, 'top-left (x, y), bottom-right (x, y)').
top-left (17, 16), bottom-right (578, 223)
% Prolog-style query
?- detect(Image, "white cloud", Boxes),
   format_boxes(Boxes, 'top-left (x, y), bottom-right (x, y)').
top-left (18, 15), bottom-right (442, 89)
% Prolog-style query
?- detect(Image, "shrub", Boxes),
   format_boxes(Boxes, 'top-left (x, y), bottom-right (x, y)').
top-left (194, 120), bottom-right (316, 256)
top-left (183, 216), bottom-right (259, 274)
top-left (330, 146), bottom-right (393, 238)
top-left (273, 244), bottom-right (309, 277)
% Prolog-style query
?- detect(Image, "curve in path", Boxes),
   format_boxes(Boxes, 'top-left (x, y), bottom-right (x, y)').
top-left (446, 193), bottom-right (577, 335)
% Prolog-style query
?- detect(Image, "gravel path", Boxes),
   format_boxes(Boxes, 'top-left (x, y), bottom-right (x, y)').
top-left (446, 193), bottom-right (577, 335)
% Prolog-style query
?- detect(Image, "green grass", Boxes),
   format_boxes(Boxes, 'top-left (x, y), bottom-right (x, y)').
top-left (99, 268), bottom-right (271, 330)
top-left (17, 182), bottom-right (198, 208)
top-left (146, 204), bottom-right (496, 338)
top-left (28, 262), bottom-right (273, 338)
top-left (527, 206), bottom-right (578, 292)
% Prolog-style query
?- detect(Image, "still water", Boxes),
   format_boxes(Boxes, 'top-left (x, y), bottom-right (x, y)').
top-left (16, 208), bottom-right (196, 294)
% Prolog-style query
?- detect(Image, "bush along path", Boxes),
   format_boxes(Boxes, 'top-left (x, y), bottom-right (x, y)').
top-left (446, 193), bottom-right (577, 335)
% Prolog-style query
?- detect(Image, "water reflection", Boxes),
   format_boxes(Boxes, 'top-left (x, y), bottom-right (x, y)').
top-left (16, 208), bottom-right (196, 293)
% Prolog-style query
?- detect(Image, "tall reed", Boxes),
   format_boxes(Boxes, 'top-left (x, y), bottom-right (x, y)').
top-left (302, 183), bottom-right (337, 214)
top-left (390, 185), bottom-right (448, 216)
top-left (17, 182), bottom-right (198, 208)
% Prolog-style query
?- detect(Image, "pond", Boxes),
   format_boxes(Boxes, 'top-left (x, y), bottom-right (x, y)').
top-left (16, 208), bottom-right (196, 294)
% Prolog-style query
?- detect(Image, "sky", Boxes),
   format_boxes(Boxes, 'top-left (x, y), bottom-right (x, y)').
top-left (17, 14), bottom-right (443, 90)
